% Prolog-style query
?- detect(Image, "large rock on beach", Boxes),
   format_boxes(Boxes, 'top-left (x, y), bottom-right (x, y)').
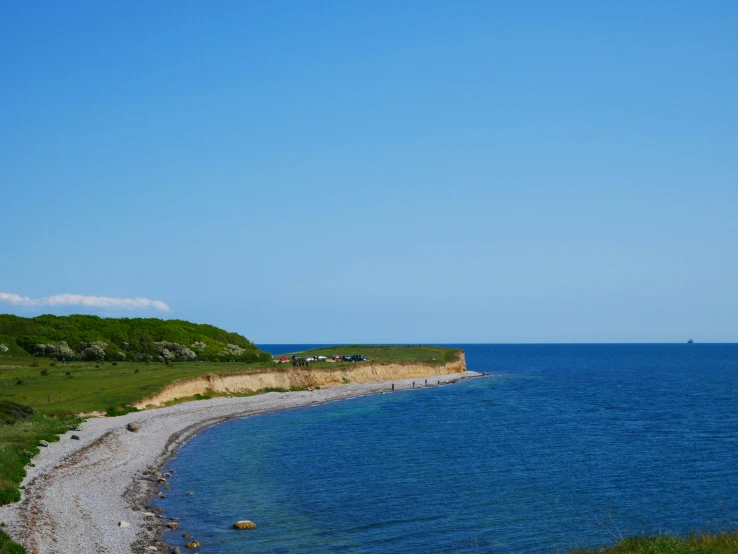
top-left (126, 423), bottom-right (141, 433)
top-left (119, 521), bottom-right (130, 528)
top-left (232, 520), bottom-right (257, 529)
top-left (166, 522), bottom-right (180, 529)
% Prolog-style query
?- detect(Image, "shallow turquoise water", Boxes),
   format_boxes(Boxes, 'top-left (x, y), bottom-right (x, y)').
top-left (158, 344), bottom-right (738, 552)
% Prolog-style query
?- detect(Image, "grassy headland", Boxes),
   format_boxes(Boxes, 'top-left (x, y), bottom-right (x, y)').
top-left (283, 344), bottom-right (462, 365)
top-left (0, 315), bottom-right (463, 524)
top-left (0, 347), bottom-right (463, 414)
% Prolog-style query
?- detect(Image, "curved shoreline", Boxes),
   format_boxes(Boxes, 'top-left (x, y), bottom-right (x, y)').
top-left (0, 371), bottom-right (480, 554)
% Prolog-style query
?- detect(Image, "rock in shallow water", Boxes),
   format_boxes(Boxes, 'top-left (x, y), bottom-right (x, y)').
top-left (185, 540), bottom-right (200, 548)
top-left (232, 520), bottom-right (257, 529)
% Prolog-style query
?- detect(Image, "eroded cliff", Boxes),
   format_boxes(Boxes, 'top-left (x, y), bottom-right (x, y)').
top-left (134, 352), bottom-right (466, 408)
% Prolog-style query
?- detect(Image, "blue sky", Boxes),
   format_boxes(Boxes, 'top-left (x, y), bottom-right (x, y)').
top-left (1, 1), bottom-right (737, 343)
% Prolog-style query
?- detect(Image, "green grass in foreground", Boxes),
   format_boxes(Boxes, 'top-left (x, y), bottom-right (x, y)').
top-left (571, 530), bottom-right (738, 553)
top-left (0, 528), bottom-right (26, 554)
top-left (0, 400), bottom-right (74, 553)
top-left (0, 405), bottom-right (77, 505)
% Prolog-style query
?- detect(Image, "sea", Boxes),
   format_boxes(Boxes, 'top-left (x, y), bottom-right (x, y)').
top-left (158, 344), bottom-right (738, 553)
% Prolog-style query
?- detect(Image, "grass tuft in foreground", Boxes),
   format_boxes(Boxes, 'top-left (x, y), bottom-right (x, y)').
top-left (0, 407), bottom-right (78, 506)
top-left (571, 530), bottom-right (738, 554)
top-left (0, 528), bottom-right (26, 554)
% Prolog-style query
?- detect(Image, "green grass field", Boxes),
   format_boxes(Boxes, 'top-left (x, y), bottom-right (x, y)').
top-left (0, 345), bottom-right (462, 414)
top-left (0, 358), bottom-right (265, 414)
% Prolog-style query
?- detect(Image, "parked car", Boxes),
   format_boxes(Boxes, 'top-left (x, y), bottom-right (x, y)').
top-left (316, 356), bottom-right (328, 361)
top-left (279, 356), bottom-right (288, 363)
top-left (332, 355), bottom-right (342, 361)
top-left (342, 356), bottom-right (353, 362)
top-left (351, 355), bottom-right (367, 362)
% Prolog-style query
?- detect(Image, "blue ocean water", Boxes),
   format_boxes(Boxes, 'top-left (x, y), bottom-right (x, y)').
top-left (158, 344), bottom-right (738, 553)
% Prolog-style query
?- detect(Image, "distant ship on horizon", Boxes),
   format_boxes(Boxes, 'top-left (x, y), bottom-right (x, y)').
top-left (687, 339), bottom-right (694, 344)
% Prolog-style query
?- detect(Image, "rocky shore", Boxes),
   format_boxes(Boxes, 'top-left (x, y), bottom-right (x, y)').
top-left (0, 372), bottom-right (480, 554)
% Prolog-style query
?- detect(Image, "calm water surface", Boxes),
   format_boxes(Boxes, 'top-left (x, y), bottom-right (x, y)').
top-left (159, 344), bottom-right (738, 553)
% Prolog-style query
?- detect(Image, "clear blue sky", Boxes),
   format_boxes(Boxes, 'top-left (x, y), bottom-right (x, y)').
top-left (1, 1), bottom-right (737, 343)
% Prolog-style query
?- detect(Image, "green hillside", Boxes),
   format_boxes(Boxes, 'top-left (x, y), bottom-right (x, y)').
top-left (0, 314), bottom-right (270, 363)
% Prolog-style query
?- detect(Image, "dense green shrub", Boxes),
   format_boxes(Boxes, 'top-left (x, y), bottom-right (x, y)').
top-left (0, 315), bottom-right (269, 363)
top-left (0, 402), bottom-right (34, 425)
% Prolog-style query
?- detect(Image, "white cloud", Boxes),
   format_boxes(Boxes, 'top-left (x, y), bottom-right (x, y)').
top-left (0, 292), bottom-right (171, 312)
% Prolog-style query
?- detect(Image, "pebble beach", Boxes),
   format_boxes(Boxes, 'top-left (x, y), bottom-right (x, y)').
top-left (0, 372), bottom-right (479, 554)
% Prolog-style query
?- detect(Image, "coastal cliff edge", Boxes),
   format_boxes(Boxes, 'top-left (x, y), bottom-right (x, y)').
top-left (135, 352), bottom-right (467, 408)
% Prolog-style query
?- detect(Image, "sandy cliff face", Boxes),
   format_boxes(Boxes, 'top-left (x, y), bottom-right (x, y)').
top-left (134, 352), bottom-right (466, 408)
